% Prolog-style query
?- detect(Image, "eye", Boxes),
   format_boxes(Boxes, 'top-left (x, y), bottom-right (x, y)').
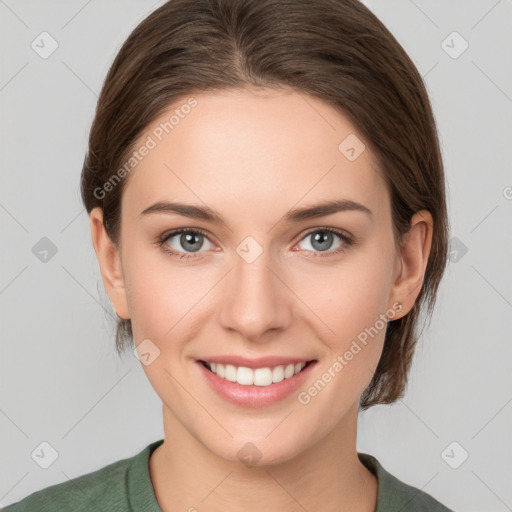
top-left (295, 228), bottom-right (353, 258)
top-left (158, 226), bottom-right (354, 260)
top-left (158, 228), bottom-right (215, 259)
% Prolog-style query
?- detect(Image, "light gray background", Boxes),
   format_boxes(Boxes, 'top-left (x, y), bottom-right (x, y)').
top-left (1, 1), bottom-right (511, 510)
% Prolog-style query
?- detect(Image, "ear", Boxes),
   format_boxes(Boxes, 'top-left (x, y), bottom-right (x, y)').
top-left (89, 207), bottom-right (130, 319)
top-left (388, 209), bottom-right (433, 319)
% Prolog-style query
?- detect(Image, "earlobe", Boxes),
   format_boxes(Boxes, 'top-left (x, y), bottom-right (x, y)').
top-left (89, 207), bottom-right (130, 320)
top-left (389, 210), bottom-right (433, 318)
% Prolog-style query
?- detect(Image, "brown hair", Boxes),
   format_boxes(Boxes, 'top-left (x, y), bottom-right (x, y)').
top-left (80, 0), bottom-right (449, 409)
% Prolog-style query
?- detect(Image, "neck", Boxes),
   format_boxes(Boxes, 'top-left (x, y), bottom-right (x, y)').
top-left (149, 402), bottom-right (378, 512)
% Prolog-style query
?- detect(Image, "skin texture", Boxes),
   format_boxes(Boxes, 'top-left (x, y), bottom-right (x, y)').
top-left (90, 87), bottom-right (433, 512)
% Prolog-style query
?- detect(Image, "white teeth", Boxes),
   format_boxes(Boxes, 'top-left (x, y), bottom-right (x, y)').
top-left (225, 364), bottom-right (237, 382)
top-left (284, 363), bottom-right (295, 379)
top-left (205, 361), bottom-right (307, 386)
top-left (237, 366), bottom-right (254, 385)
top-left (272, 365), bottom-right (284, 383)
top-left (253, 367), bottom-right (272, 386)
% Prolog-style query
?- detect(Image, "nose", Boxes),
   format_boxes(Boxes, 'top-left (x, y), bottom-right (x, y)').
top-left (218, 246), bottom-right (293, 343)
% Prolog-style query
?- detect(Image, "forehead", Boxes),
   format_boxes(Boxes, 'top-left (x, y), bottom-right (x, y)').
top-left (122, 88), bottom-right (388, 222)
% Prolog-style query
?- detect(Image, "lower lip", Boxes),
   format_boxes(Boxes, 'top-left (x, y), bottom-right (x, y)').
top-left (196, 360), bottom-right (317, 408)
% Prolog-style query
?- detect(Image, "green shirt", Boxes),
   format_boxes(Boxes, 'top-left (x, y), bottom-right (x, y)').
top-left (2, 439), bottom-right (453, 511)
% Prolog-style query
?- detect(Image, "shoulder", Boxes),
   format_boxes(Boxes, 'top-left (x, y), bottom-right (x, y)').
top-left (1, 455), bottom-right (134, 512)
top-left (1, 441), bottom-right (160, 512)
top-left (358, 452), bottom-right (454, 512)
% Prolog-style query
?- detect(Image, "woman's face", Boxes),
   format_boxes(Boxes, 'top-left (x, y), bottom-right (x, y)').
top-left (95, 87), bottom-right (418, 465)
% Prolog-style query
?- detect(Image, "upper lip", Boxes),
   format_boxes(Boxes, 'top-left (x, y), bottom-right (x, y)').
top-left (198, 356), bottom-right (316, 369)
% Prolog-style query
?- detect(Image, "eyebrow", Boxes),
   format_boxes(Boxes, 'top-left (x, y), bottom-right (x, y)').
top-left (139, 199), bottom-right (373, 226)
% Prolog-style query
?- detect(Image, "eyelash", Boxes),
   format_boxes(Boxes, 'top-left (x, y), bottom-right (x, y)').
top-left (157, 227), bottom-right (354, 260)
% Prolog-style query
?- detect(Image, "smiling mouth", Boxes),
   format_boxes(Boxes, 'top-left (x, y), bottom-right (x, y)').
top-left (199, 359), bottom-right (316, 387)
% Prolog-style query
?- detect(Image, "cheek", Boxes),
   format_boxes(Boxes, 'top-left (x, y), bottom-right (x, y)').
top-left (292, 246), bottom-right (396, 397)
top-left (296, 268), bottom-right (391, 413)
top-left (299, 254), bottom-right (395, 340)
top-left (123, 250), bottom-right (215, 344)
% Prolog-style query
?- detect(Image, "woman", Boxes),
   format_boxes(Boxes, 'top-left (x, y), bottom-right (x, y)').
top-left (3, 0), bottom-right (453, 510)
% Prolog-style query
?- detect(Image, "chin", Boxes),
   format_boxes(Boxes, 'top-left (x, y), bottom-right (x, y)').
top-left (203, 430), bottom-right (314, 469)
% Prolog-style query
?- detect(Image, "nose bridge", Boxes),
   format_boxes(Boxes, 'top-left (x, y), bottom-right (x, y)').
top-left (218, 238), bottom-right (290, 340)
